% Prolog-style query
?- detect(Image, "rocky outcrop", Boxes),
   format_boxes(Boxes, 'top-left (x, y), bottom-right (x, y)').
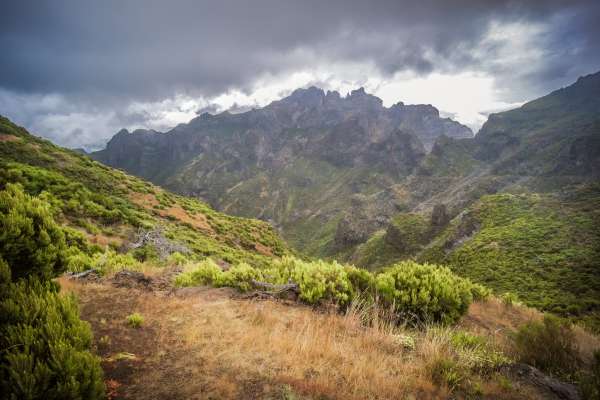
top-left (92, 86), bottom-right (470, 253)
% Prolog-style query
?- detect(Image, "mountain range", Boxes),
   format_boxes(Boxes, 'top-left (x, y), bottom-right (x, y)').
top-left (91, 72), bottom-right (600, 326)
top-left (93, 73), bottom-right (599, 251)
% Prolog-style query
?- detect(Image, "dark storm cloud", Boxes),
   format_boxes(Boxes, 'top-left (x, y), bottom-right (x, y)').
top-left (1, 0), bottom-right (600, 149)
top-left (2, 0), bottom-right (599, 102)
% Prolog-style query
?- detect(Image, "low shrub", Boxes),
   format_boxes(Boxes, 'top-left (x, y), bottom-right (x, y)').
top-left (375, 261), bottom-right (475, 324)
top-left (271, 257), bottom-right (354, 306)
top-left (175, 257), bottom-right (485, 323)
top-left (0, 183), bottom-right (68, 280)
top-left (91, 250), bottom-right (141, 275)
top-left (501, 292), bottom-right (519, 306)
top-left (126, 313), bottom-right (144, 328)
top-left (174, 259), bottom-right (223, 287)
top-left (219, 263), bottom-right (264, 292)
top-left (513, 315), bottom-right (581, 379)
top-left (428, 356), bottom-right (464, 391)
top-left (450, 331), bottom-right (510, 375)
top-left (0, 277), bottom-right (105, 399)
top-left (470, 283), bottom-right (491, 301)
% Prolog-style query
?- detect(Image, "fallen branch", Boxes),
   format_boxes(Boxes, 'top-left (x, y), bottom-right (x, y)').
top-left (128, 226), bottom-right (189, 259)
top-left (68, 269), bottom-right (100, 279)
top-left (244, 279), bottom-right (300, 300)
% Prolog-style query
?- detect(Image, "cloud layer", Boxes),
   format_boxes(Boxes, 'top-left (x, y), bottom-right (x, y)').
top-left (1, 0), bottom-right (599, 149)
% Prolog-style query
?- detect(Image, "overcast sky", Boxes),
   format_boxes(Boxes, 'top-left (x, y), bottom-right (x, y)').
top-left (1, 0), bottom-right (599, 150)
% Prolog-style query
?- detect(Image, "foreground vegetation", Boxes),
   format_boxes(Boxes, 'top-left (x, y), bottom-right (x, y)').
top-left (175, 257), bottom-right (489, 325)
top-left (421, 190), bottom-right (600, 330)
top-left (1, 115), bottom-right (599, 398)
top-left (0, 183), bottom-right (104, 399)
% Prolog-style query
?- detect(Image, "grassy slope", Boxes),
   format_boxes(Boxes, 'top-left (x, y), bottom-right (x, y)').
top-left (62, 274), bottom-right (599, 400)
top-left (170, 152), bottom-right (394, 256)
top-left (0, 116), bottom-right (289, 268)
top-left (420, 189), bottom-right (600, 329)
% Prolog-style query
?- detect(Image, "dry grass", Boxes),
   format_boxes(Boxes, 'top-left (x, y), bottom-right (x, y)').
top-left (0, 133), bottom-right (20, 142)
top-left (59, 277), bottom-right (595, 400)
top-left (128, 191), bottom-right (214, 234)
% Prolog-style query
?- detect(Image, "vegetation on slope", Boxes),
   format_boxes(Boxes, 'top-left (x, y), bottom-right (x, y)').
top-left (0, 115), bottom-right (289, 274)
top-left (421, 189), bottom-right (600, 329)
top-left (175, 256), bottom-right (488, 325)
top-left (0, 185), bottom-right (104, 399)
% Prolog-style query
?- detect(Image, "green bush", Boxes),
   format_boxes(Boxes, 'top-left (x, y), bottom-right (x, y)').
top-left (428, 356), bottom-right (464, 391)
top-left (126, 313), bottom-right (144, 328)
top-left (501, 292), bottom-right (519, 306)
top-left (91, 250), bottom-right (141, 275)
top-left (270, 257), bottom-right (354, 306)
top-left (513, 315), bottom-right (581, 379)
top-left (470, 283), bottom-right (491, 301)
top-left (344, 265), bottom-right (375, 295)
top-left (175, 256), bottom-right (486, 322)
top-left (0, 278), bottom-right (105, 399)
top-left (450, 330), bottom-right (509, 375)
top-left (0, 183), bottom-right (67, 280)
top-left (174, 258), bottom-right (224, 287)
top-left (219, 263), bottom-right (264, 292)
top-left (375, 261), bottom-right (475, 324)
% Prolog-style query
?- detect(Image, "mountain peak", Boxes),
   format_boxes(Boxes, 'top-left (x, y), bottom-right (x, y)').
top-left (286, 86), bottom-right (326, 107)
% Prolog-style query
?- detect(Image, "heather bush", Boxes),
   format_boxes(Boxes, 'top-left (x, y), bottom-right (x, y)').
top-left (271, 257), bottom-right (354, 305)
top-left (0, 278), bottom-right (105, 399)
top-left (174, 256), bottom-right (484, 323)
top-left (375, 261), bottom-right (475, 324)
top-left (0, 183), bottom-right (67, 280)
top-left (90, 250), bottom-right (141, 275)
top-left (219, 262), bottom-right (264, 292)
top-left (173, 258), bottom-right (223, 287)
top-left (126, 313), bottom-right (144, 328)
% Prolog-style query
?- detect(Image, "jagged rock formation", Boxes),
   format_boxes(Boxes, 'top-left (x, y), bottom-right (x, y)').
top-left (93, 87), bottom-right (471, 253)
top-left (93, 73), bottom-right (600, 262)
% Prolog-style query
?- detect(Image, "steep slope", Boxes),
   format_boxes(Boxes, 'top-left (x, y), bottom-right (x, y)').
top-left (0, 116), bottom-right (289, 269)
top-left (345, 73), bottom-right (600, 328)
top-left (92, 87), bottom-right (472, 253)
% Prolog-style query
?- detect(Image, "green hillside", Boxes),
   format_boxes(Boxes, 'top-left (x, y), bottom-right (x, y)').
top-left (419, 189), bottom-right (600, 329)
top-left (0, 116), bottom-right (289, 273)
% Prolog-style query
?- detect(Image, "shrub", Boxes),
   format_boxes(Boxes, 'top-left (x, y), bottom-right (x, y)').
top-left (131, 244), bottom-right (159, 262)
top-left (272, 257), bottom-right (354, 306)
top-left (126, 313), bottom-right (144, 328)
top-left (167, 251), bottom-right (189, 266)
top-left (0, 183), bottom-right (67, 280)
top-left (91, 250), bottom-right (141, 275)
top-left (0, 278), bottom-right (105, 399)
top-left (219, 263), bottom-right (264, 292)
top-left (501, 292), bottom-right (519, 306)
top-left (344, 265), bottom-right (375, 295)
top-left (513, 315), bottom-right (581, 379)
top-left (470, 283), bottom-right (491, 301)
top-left (428, 356), bottom-right (464, 391)
top-left (375, 261), bottom-right (475, 324)
top-left (173, 258), bottom-right (223, 287)
top-left (450, 331), bottom-right (509, 375)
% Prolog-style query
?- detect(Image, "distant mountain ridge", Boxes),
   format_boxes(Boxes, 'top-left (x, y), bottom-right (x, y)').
top-left (92, 73), bottom-right (600, 259)
top-left (92, 86), bottom-right (473, 251)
